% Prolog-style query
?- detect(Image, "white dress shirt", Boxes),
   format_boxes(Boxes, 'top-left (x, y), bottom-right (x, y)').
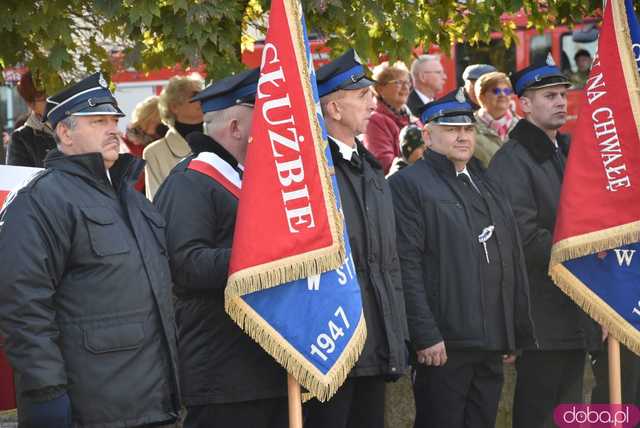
top-left (331, 136), bottom-right (358, 162)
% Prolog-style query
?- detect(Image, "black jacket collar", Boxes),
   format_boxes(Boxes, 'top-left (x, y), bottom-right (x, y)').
top-left (186, 132), bottom-right (239, 170)
top-left (327, 136), bottom-right (382, 170)
top-left (424, 149), bottom-right (485, 178)
top-left (44, 149), bottom-right (142, 193)
top-left (509, 119), bottom-right (570, 163)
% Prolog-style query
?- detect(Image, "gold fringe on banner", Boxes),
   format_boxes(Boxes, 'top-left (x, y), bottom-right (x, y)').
top-left (550, 221), bottom-right (640, 266)
top-left (225, 0), bottom-right (345, 294)
top-left (226, 245), bottom-right (346, 297)
top-left (550, 263), bottom-right (640, 356)
top-left (225, 295), bottom-right (367, 402)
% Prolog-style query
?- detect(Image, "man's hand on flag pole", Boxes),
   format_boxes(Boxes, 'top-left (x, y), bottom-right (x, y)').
top-left (416, 341), bottom-right (447, 366)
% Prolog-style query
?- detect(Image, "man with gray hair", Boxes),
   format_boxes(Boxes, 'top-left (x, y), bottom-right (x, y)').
top-left (153, 68), bottom-right (288, 428)
top-left (407, 54), bottom-right (447, 116)
top-left (0, 72), bottom-right (180, 427)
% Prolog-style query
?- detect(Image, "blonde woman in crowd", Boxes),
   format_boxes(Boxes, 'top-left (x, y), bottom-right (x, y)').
top-left (143, 74), bottom-right (204, 199)
top-left (473, 71), bottom-right (519, 168)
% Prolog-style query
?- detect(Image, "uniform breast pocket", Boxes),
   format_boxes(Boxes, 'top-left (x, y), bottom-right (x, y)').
top-left (141, 207), bottom-right (168, 255)
top-left (81, 207), bottom-right (130, 256)
top-left (435, 199), bottom-right (465, 220)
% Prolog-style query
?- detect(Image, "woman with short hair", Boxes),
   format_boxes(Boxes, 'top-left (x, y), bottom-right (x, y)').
top-left (473, 71), bottom-right (519, 168)
top-left (364, 62), bottom-right (414, 174)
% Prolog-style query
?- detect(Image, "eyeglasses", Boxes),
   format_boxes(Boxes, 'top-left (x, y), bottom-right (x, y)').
top-left (387, 80), bottom-right (412, 88)
top-left (491, 87), bottom-right (513, 96)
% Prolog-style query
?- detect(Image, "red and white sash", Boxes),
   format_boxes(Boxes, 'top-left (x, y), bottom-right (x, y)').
top-left (187, 152), bottom-right (242, 199)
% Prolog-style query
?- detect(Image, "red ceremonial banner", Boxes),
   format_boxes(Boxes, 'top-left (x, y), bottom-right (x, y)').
top-left (552, 1), bottom-right (640, 257)
top-left (227, 0), bottom-right (344, 293)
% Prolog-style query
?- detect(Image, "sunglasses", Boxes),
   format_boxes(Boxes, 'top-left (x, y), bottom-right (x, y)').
top-left (491, 87), bottom-right (513, 96)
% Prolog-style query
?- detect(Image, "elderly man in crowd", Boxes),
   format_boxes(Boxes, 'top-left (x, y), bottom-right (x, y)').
top-left (153, 68), bottom-right (288, 428)
top-left (389, 89), bottom-right (535, 428)
top-left (303, 49), bottom-right (409, 428)
top-left (407, 54), bottom-right (447, 117)
top-left (0, 72), bottom-right (180, 428)
top-left (461, 63), bottom-right (496, 109)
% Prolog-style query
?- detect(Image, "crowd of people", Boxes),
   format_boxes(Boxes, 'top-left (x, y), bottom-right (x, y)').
top-left (0, 45), bottom-right (636, 428)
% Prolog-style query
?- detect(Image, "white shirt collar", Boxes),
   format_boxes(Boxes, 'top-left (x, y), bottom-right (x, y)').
top-left (330, 136), bottom-right (358, 161)
top-left (456, 166), bottom-right (470, 177)
top-left (456, 166), bottom-right (480, 191)
top-left (414, 88), bottom-right (432, 105)
top-left (105, 169), bottom-right (112, 184)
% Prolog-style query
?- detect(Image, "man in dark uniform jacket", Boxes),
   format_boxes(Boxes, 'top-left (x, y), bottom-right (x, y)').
top-left (302, 49), bottom-right (409, 428)
top-left (389, 89), bottom-right (536, 428)
top-left (0, 73), bottom-right (180, 428)
top-left (489, 61), bottom-right (601, 427)
top-left (153, 68), bottom-right (288, 428)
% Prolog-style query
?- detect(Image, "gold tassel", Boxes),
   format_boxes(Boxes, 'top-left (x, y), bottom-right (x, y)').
top-left (225, 295), bottom-right (367, 402)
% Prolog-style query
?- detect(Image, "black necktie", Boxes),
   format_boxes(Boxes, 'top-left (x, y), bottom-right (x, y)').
top-left (350, 152), bottom-right (362, 170)
top-left (457, 172), bottom-right (479, 193)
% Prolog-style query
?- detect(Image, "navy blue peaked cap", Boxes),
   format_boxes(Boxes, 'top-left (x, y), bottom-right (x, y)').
top-left (44, 72), bottom-right (124, 128)
top-left (420, 88), bottom-right (476, 125)
top-left (510, 60), bottom-right (571, 96)
top-left (191, 68), bottom-right (260, 113)
top-left (316, 49), bottom-right (374, 97)
top-left (462, 64), bottom-right (497, 81)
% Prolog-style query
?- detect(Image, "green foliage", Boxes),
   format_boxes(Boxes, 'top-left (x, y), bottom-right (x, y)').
top-left (0, 0), bottom-right (612, 91)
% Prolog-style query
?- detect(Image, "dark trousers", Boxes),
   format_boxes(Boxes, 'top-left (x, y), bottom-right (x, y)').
top-left (304, 376), bottom-right (385, 428)
top-left (591, 340), bottom-right (640, 405)
top-left (513, 349), bottom-right (586, 428)
top-left (412, 351), bottom-right (504, 428)
top-left (184, 397), bottom-right (288, 428)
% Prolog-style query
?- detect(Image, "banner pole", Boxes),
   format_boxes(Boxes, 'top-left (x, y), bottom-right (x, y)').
top-left (288, 374), bottom-right (303, 428)
top-left (608, 338), bottom-right (622, 404)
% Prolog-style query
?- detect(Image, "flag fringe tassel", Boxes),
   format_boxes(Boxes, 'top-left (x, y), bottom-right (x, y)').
top-left (550, 223), bottom-right (640, 266)
top-left (550, 263), bottom-right (640, 357)
top-left (225, 296), bottom-right (367, 402)
top-left (227, 248), bottom-right (346, 296)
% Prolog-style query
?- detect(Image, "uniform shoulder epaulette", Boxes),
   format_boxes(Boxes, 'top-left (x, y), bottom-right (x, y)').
top-left (22, 169), bottom-right (54, 190)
